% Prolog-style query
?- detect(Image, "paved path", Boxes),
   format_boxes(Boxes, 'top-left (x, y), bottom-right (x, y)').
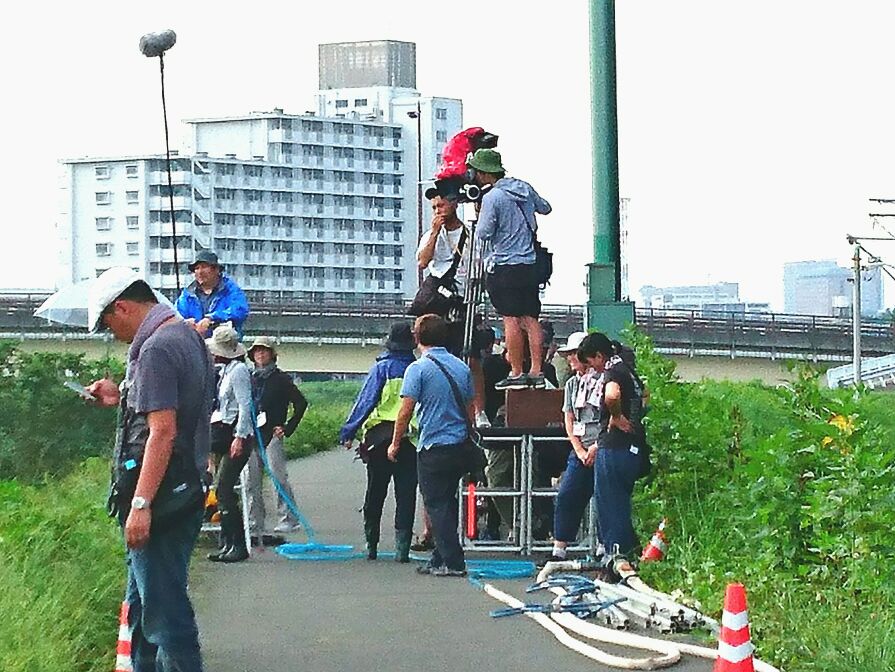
top-left (193, 448), bottom-right (713, 672)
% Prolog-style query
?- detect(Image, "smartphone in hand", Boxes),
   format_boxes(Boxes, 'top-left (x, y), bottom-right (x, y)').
top-left (64, 380), bottom-right (96, 401)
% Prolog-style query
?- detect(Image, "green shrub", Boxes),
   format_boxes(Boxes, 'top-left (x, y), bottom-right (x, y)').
top-left (628, 330), bottom-right (895, 670)
top-left (0, 341), bottom-right (123, 483)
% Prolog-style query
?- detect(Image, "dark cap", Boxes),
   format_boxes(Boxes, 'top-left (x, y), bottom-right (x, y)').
top-left (188, 250), bottom-right (221, 271)
top-left (384, 322), bottom-right (415, 352)
top-left (424, 186), bottom-right (439, 200)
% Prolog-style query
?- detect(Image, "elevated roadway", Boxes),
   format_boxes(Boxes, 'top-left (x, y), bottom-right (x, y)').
top-left (3, 295), bottom-right (892, 382)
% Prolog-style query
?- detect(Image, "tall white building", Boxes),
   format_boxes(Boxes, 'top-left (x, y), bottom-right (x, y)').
top-left (315, 89), bottom-right (462, 243)
top-left (57, 40), bottom-right (463, 303)
top-left (60, 111), bottom-right (415, 303)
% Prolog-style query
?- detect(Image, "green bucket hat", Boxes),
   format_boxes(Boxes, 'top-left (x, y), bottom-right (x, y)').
top-left (467, 148), bottom-right (505, 174)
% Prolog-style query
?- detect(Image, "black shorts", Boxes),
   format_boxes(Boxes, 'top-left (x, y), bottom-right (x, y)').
top-left (486, 264), bottom-right (541, 318)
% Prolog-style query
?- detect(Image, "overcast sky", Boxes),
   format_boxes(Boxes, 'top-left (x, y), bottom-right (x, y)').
top-left (3, 1), bottom-right (895, 309)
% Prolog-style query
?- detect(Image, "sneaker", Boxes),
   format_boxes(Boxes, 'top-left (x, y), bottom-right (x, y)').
top-left (495, 374), bottom-right (529, 391)
top-left (527, 373), bottom-right (546, 389)
top-left (416, 563), bottom-right (440, 575)
top-left (429, 565), bottom-right (468, 578)
top-left (410, 535), bottom-right (434, 552)
top-left (475, 411), bottom-right (492, 429)
top-left (273, 521), bottom-right (301, 533)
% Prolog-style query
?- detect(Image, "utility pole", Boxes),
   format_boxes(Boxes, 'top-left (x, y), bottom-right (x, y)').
top-left (407, 101), bottom-right (423, 289)
top-left (587, 0), bottom-right (634, 337)
top-left (851, 241), bottom-right (862, 385)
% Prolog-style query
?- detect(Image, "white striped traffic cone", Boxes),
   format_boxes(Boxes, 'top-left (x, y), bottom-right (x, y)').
top-left (714, 583), bottom-right (755, 672)
top-left (640, 518), bottom-right (668, 562)
top-left (114, 601), bottom-right (133, 672)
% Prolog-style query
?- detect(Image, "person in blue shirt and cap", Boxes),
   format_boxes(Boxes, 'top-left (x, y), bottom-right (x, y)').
top-left (468, 148), bottom-right (552, 391)
top-left (175, 250), bottom-right (249, 337)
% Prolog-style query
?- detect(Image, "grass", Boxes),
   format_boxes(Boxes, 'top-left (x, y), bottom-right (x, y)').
top-left (0, 459), bottom-right (123, 672)
top-left (284, 380), bottom-right (362, 459)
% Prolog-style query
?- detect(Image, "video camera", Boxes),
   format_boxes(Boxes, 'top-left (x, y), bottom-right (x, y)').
top-left (425, 128), bottom-right (499, 204)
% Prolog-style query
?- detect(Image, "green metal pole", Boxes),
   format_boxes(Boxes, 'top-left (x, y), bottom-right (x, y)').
top-left (587, 0), bottom-right (633, 337)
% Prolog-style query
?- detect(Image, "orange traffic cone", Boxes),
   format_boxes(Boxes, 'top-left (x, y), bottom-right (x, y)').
top-left (115, 601), bottom-right (133, 672)
top-left (640, 519), bottom-right (668, 562)
top-left (714, 583), bottom-right (755, 672)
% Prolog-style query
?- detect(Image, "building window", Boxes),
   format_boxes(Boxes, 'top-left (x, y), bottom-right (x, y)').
top-left (244, 165), bottom-right (263, 178)
top-left (354, 98), bottom-right (368, 107)
top-left (95, 166), bottom-right (110, 179)
top-left (435, 130), bottom-right (448, 142)
top-left (126, 191), bottom-right (139, 204)
top-left (95, 192), bottom-right (111, 205)
top-left (218, 163), bottom-right (236, 176)
top-left (126, 242), bottom-right (139, 255)
top-left (95, 217), bottom-right (112, 231)
top-left (96, 243), bottom-right (112, 257)
top-left (435, 108), bottom-right (447, 120)
top-left (335, 99), bottom-right (349, 109)
top-left (126, 216), bottom-right (139, 229)
top-left (125, 164), bottom-right (138, 178)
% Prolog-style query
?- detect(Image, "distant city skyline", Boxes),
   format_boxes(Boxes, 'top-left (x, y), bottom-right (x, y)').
top-left (3, 2), bottom-right (895, 312)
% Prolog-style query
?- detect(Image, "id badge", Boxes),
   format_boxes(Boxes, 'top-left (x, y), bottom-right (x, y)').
top-left (573, 421), bottom-right (586, 437)
top-left (256, 412), bottom-right (267, 428)
top-left (630, 445), bottom-right (640, 455)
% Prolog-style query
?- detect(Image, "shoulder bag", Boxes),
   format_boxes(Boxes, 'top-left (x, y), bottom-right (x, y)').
top-left (424, 354), bottom-right (487, 479)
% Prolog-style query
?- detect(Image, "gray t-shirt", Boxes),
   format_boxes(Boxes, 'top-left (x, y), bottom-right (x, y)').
top-left (563, 373), bottom-right (600, 446)
top-left (129, 320), bottom-right (215, 475)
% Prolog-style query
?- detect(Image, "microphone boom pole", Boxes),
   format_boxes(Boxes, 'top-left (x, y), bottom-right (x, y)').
top-left (139, 30), bottom-right (181, 295)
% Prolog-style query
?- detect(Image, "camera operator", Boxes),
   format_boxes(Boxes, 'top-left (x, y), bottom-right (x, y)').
top-left (412, 191), bottom-right (490, 428)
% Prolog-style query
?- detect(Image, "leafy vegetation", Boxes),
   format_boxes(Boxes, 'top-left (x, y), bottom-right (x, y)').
top-left (3, 337), bottom-right (894, 670)
top-left (628, 330), bottom-right (895, 671)
top-left (0, 341), bottom-right (122, 483)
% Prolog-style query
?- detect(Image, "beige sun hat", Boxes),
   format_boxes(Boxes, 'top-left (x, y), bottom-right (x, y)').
top-left (205, 323), bottom-right (245, 359)
top-left (247, 335), bottom-right (277, 359)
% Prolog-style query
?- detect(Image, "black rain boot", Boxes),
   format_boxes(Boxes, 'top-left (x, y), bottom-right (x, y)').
top-left (364, 521), bottom-right (380, 561)
top-left (217, 510), bottom-right (249, 563)
top-left (207, 512), bottom-right (234, 561)
top-left (394, 529), bottom-right (412, 563)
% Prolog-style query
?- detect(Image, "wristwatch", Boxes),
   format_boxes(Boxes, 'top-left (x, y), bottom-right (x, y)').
top-left (131, 496), bottom-right (150, 511)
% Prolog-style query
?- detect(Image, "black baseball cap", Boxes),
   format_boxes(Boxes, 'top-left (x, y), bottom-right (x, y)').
top-left (188, 250), bottom-right (221, 271)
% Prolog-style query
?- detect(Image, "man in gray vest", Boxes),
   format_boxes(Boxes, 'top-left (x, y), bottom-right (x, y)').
top-left (86, 267), bottom-right (215, 672)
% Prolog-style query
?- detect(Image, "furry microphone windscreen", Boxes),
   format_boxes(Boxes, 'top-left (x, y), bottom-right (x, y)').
top-left (139, 30), bottom-right (177, 58)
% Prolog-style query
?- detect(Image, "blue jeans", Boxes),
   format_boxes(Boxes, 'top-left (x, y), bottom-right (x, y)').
top-left (594, 446), bottom-right (641, 558)
top-left (417, 443), bottom-right (467, 571)
top-left (125, 508), bottom-right (204, 672)
top-left (554, 449), bottom-right (594, 543)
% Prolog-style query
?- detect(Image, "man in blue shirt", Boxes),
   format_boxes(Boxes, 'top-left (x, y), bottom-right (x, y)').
top-left (469, 148), bottom-right (552, 391)
top-left (388, 314), bottom-right (474, 577)
top-left (175, 250), bottom-right (249, 337)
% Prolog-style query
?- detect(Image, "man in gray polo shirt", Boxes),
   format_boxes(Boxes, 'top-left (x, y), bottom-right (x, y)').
top-left (86, 267), bottom-right (215, 672)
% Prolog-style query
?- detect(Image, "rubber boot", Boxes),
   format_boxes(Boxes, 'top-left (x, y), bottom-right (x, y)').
top-left (394, 529), bottom-right (412, 563)
top-left (207, 511), bottom-right (234, 561)
top-left (217, 510), bottom-right (249, 563)
top-left (364, 521), bottom-right (380, 561)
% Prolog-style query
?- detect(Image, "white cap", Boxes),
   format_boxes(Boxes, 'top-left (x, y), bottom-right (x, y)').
top-left (87, 267), bottom-right (144, 332)
top-left (556, 331), bottom-right (588, 354)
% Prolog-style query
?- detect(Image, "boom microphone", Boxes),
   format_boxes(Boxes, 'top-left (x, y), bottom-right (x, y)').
top-left (139, 30), bottom-right (177, 58)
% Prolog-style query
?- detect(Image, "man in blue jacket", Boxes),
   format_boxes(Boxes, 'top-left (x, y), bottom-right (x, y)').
top-left (175, 251), bottom-right (249, 337)
top-left (469, 148), bottom-right (551, 391)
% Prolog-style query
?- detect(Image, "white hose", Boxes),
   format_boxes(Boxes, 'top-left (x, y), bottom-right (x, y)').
top-left (481, 582), bottom-right (679, 670)
top-left (511, 561), bottom-right (781, 672)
